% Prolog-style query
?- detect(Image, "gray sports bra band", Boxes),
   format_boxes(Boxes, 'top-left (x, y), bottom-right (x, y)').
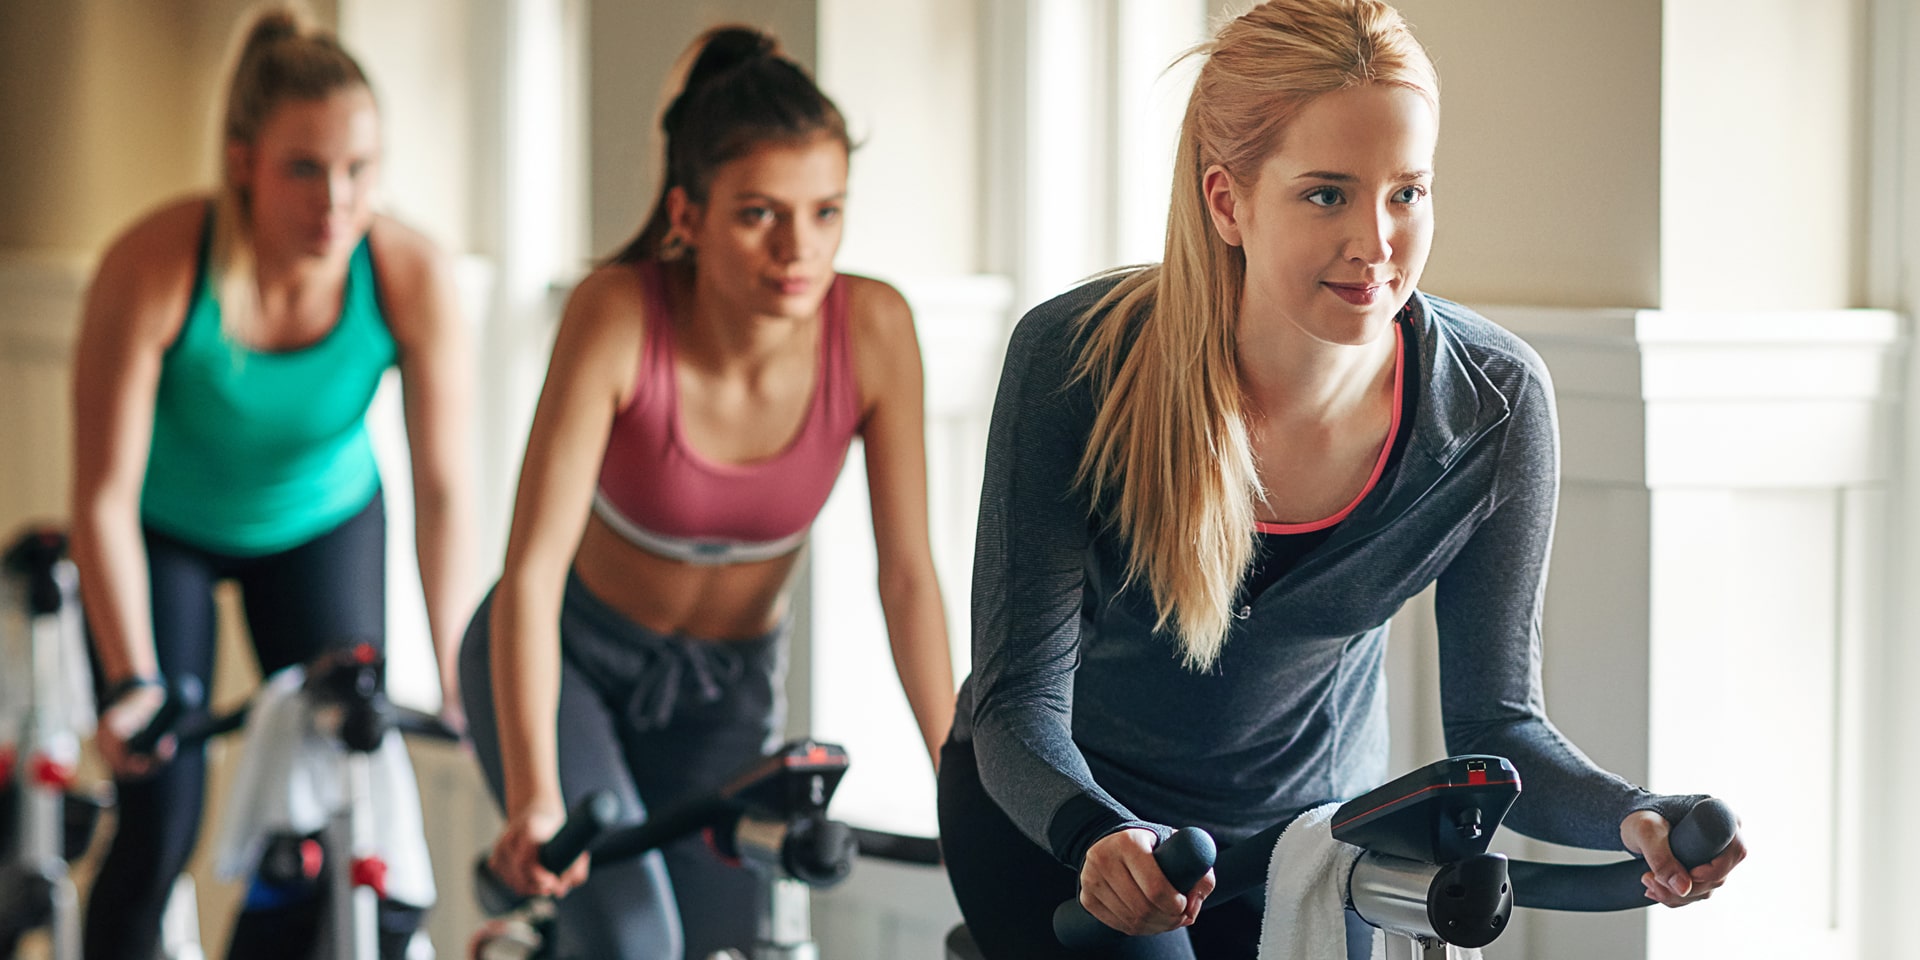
top-left (592, 491), bottom-right (809, 566)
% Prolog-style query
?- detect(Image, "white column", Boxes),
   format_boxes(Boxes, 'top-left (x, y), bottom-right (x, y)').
top-left (1476, 306), bottom-right (1905, 960)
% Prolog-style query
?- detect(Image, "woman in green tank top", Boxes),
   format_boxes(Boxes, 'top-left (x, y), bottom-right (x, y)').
top-left (66, 8), bottom-right (476, 959)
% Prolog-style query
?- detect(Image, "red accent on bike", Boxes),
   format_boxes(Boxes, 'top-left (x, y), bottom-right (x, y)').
top-left (0, 744), bottom-right (15, 788)
top-left (1468, 769), bottom-right (1488, 785)
top-left (300, 838), bottom-right (325, 879)
top-left (703, 826), bottom-right (741, 868)
top-left (30, 754), bottom-right (76, 790)
top-left (350, 856), bottom-right (388, 897)
top-left (1332, 778), bottom-right (1521, 832)
top-left (353, 643), bottom-right (377, 664)
top-left (807, 744), bottom-right (828, 764)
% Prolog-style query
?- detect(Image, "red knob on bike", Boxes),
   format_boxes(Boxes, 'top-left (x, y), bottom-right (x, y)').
top-left (30, 754), bottom-right (76, 791)
top-left (351, 855), bottom-right (389, 898)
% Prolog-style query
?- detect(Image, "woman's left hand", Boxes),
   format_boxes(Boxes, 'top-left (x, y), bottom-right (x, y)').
top-left (1621, 808), bottom-right (1747, 907)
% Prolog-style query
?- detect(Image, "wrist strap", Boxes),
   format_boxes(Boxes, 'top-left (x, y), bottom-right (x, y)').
top-left (104, 674), bottom-right (163, 709)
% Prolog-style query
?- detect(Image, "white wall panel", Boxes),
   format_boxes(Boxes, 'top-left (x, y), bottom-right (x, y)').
top-left (1467, 306), bottom-right (1904, 960)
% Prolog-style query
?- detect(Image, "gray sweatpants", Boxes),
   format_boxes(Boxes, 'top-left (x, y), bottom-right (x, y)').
top-left (460, 571), bottom-right (786, 960)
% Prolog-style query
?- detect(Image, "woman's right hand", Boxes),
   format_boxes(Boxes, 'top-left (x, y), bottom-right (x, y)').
top-left (489, 802), bottom-right (591, 898)
top-left (1078, 828), bottom-right (1215, 936)
top-left (96, 684), bottom-right (173, 779)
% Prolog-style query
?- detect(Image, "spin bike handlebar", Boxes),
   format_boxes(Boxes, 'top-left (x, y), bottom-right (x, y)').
top-left (1054, 775), bottom-right (1738, 949)
top-left (471, 791), bottom-right (622, 916)
top-left (1508, 796), bottom-right (1737, 911)
top-left (474, 740), bottom-right (862, 917)
top-left (124, 648), bottom-right (462, 759)
top-left (1051, 827), bottom-right (1218, 948)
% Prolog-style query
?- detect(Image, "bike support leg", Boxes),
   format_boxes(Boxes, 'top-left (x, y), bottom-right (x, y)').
top-left (750, 877), bottom-right (818, 960)
top-left (346, 752), bottom-right (380, 960)
top-left (25, 577), bottom-right (81, 960)
top-left (1382, 932), bottom-right (1471, 959)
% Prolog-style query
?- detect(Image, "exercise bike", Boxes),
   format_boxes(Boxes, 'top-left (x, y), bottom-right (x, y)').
top-left (1028, 755), bottom-right (1737, 959)
top-left (470, 738), bottom-right (943, 960)
top-left (131, 643), bottom-right (458, 960)
top-left (0, 529), bottom-right (106, 960)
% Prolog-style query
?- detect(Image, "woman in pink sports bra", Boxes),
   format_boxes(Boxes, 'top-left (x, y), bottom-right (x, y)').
top-left (458, 25), bottom-right (955, 959)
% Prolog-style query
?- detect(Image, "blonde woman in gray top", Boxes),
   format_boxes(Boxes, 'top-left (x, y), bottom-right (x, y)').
top-left (937, 2), bottom-right (1747, 956)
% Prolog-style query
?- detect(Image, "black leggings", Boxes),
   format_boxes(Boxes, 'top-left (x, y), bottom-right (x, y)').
top-left (938, 739), bottom-right (1371, 960)
top-left (460, 573), bottom-right (786, 960)
top-left (83, 493), bottom-right (416, 960)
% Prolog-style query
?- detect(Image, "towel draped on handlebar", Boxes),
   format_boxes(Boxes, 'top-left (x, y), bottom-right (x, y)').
top-left (210, 664), bottom-right (437, 908)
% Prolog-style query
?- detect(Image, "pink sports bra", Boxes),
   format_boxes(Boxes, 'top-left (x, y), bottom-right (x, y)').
top-left (593, 261), bottom-right (863, 564)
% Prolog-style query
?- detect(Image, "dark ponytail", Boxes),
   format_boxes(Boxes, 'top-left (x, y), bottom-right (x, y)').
top-left (611, 25), bottom-right (849, 265)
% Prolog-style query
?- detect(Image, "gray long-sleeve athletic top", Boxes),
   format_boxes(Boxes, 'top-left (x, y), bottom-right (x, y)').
top-left (950, 278), bottom-right (1694, 869)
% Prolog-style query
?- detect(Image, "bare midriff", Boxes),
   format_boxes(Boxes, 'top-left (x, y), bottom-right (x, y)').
top-left (572, 511), bottom-right (801, 642)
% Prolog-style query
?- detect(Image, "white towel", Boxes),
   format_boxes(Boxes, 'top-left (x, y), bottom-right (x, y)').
top-left (1257, 801), bottom-right (1381, 960)
top-left (212, 666), bottom-right (437, 908)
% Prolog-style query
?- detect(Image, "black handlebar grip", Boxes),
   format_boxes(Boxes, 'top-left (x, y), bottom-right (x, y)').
top-left (124, 676), bottom-right (204, 756)
top-left (1053, 827), bottom-right (1218, 948)
top-left (537, 791), bottom-right (621, 875)
top-left (1667, 798), bottom-right (1737, 869)
top-left (1510, 797), bottom-right (1739, 912)
top-left (473, 790), bottom-right (620, 916)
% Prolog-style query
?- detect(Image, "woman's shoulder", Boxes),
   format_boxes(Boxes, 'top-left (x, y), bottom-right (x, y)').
top-left (1416, 291), bottom-right (1552, 388)
top-left (837, 272), bottom-right (910, 339)
top-left (553, 261), bottom-right (654, 361)
top-left (95, 194), bottom-right (211, 287)
top-left (1027, 270), bottom-right (1135, 327)
top-left (366, 214), bottom-right (454, 300)
top-left (85, 195), bottom-right (213, 340)
top-left (366, 215), bottom-right (467, 350)
top-left (566, 259), bottom-right (652, 320)
top-left (366, 214), bottom-right (449, 273)
top-left (1009, 269), bottom-right (1138, 357)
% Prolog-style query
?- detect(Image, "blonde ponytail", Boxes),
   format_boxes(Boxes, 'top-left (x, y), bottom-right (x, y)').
top-left (212, 4), bottom-right (370, 341)
top-left (1073, 0), bottom-right (1437, 671)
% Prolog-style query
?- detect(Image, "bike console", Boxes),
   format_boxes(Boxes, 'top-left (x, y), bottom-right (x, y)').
top-left (1332, 755), bottom-right (1520, 864)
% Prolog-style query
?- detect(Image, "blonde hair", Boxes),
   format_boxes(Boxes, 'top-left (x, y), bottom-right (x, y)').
top-left (212, 4), bottom-right (371, 338)
top-left (1074, 0), bottom-right (1438, 671)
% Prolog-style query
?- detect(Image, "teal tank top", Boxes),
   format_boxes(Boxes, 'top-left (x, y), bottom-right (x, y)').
top-left (140, 216), bottom-right (398, 556)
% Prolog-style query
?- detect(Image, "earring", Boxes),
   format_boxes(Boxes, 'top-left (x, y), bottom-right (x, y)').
top-left (661, 228), bottom-right (692, 261)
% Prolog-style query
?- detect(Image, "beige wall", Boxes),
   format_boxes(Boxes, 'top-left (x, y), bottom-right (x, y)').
top-left (0, 0), bottom-right (468, 262)
top-left (1385, 0), bottom-right (1667, 308)
top-left (586, 0), bottom-right (820, 258)
top-left (819, 0), bottom-right (982, 280)
top-left (0, 1), bottom-right (337, 258)
top-left (338, 0), bottom-right (475, 254)
top-left (1209, 0), bottom-right (1871, 313)
top-left (1663, 0), bottom-right (1866, 310)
